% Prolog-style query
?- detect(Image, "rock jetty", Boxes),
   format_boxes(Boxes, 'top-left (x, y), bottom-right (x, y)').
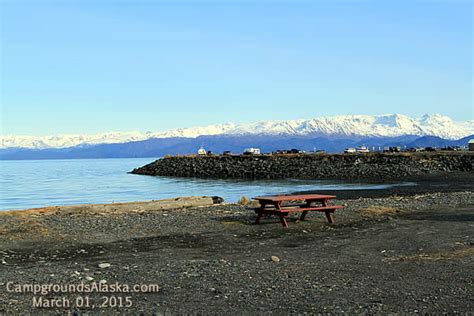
top-left (130, 152), bottom-right (474, 179)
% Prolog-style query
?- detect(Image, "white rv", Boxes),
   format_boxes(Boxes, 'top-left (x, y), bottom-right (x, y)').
top-left (197, 147), bottom-right (207, 155)
top-left (356, 145), bottom-right (370, 153)
top-left (243, 148), bottom-right (261, 155)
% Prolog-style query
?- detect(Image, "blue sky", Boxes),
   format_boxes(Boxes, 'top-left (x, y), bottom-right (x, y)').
top-left (1, 0), bottom-right (472, 136)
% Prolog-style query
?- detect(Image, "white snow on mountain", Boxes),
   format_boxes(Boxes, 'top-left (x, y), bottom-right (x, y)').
top-left (1, 114), bottom-right (473, 149)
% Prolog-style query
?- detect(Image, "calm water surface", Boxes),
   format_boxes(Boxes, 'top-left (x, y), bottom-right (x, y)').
top-left (1, 158), bottom-right (411, 210)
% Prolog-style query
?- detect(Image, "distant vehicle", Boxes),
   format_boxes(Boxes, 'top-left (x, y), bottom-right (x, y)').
top-left (273, 149), bottom-right (304, 154)
top-left (441, 146), bottom-right (461, 151)
top-left (406, 147), bottom-right (423, 152)
top-left (197, 147), bottom-right (207, 155)
top-left (425, 147), bottom-right (437, 152)
top-left (289, 148), bottom-right (305, 154)
top-left (356, 145), bottom-right (369, 153)
top-left (243, 148), bottom-right (261, 155)
top-left (223, 151), bottom-right (232, 156)
top-left (344, 148), bottom-right (356, 153)
top-left (383, 146), bottom-right (401, 153)
top-left (207, 150), bottom-right (213, 155)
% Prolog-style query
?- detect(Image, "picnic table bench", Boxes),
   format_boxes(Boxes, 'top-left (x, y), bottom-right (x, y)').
top-left (252, 194), bottom-right (343, 228)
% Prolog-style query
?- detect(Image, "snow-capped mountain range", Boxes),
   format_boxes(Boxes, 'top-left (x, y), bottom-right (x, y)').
top-left (1, 114), bottom-right (473, 149)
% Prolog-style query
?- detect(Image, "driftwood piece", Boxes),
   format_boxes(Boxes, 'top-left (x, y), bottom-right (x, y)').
top-left (1, 196), bottom-right (224, 217)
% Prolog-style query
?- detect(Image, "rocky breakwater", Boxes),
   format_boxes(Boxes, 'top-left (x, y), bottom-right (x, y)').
top-left (130, 152), bottom-right (474, 179)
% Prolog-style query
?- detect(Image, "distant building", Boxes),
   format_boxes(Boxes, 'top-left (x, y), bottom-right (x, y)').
top-left (469, 139), bottom-right (474, 151)
top-left (344, 148), bottom-right (356, 153)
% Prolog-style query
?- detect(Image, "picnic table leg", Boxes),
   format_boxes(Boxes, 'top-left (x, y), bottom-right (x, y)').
top-left (255, 202), bottom-right (266, 224)
top-left (324, 211), bottom-right (334, 224)
top-left (300, 211), bottom-right (308, 221)
top-left (299, 200), bottom-right (312, 221)
top-left (322, 199), bottom-right (335, 224)
top-left (279, 213), bottom-right (289, 228)
top-left (274, 202), bottom-right (288, 228)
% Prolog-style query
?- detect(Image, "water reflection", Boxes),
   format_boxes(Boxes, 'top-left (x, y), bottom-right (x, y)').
top-left (1, 158), bottom-right (414, 210)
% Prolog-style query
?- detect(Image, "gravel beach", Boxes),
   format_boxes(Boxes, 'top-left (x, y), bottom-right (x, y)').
top-left (0, 175), bottom-right (472, 314)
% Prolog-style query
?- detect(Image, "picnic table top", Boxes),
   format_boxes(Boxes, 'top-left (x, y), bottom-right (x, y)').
top-left (253, 194), bottom-right (336, 202)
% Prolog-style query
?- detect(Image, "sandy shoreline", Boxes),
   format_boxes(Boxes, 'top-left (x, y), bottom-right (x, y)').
top-left (0, 177), bottom-right (473, 314)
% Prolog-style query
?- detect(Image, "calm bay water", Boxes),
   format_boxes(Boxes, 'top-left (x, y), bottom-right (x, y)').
top-left (1, 158), bottom-right (410, 211)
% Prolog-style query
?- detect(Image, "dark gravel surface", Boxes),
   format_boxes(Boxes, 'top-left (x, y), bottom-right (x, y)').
top-left (0, 184), bottom-right (473, 314)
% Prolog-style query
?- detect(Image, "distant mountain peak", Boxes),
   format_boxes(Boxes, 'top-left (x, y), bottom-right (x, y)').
top-left (1, 113), bottom-right (473, 149)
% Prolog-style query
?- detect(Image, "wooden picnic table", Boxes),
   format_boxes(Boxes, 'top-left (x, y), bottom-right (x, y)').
top-left (252, 194), bottom-right (343, 228)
